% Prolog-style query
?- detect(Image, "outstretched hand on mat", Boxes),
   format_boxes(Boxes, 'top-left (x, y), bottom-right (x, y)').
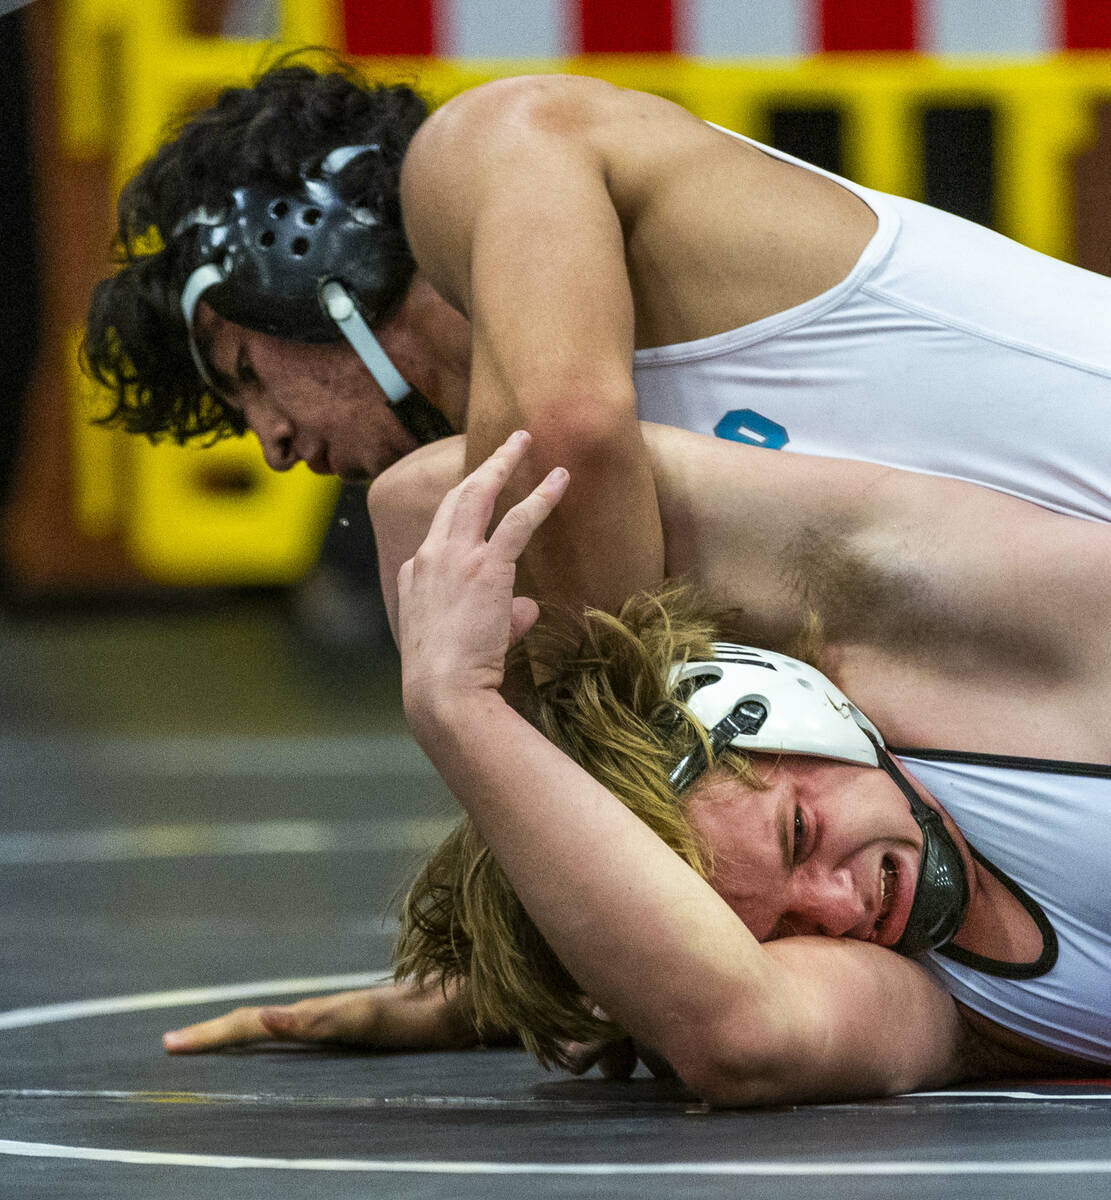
top-left (162, 980), bottom-right (487, 1055)
top-left (162, 988), bottom-right (387, 1054)
top-left (396, 429), bottom-right (569, 734)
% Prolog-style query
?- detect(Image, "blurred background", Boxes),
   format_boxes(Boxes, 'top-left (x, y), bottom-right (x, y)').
top-left (4, 0), bottom-right (1111, 734)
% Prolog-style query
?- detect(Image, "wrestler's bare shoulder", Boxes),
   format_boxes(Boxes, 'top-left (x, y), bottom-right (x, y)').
top-left (409, 74), bottom-right (714, 160)
top-left (403, 78), bottom-right (876, 343)
top-left (402, 74), bottom-right (735, 246)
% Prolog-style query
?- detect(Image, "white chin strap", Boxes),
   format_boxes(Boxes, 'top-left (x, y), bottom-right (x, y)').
top-left (319, 281), bottom-right (410, 403)
top-left (180, 262), bottom-right (227, 391)
top-left (179, 270), bottom-right (411, 405)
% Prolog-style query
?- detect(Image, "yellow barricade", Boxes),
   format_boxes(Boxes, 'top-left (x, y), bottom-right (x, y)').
top-left (126, 438), bottom-right (338, 587)
top-left (69, 330), bottom-right (340, 585)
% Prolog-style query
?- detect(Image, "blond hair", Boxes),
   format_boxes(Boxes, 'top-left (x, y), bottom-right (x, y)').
top-left (394, 584), bottom-right (810, 1066)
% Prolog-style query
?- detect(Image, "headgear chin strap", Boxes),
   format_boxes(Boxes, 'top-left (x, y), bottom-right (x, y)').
top-left (175, 145), bottom-right (452, 446)
top-left (667, 643), bottom-right (970, 956)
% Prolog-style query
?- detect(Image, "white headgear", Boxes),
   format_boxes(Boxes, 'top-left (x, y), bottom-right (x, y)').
top-left (667, 643), bottom-right (883, 790)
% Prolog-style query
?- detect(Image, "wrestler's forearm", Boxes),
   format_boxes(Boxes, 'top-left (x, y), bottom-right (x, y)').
top-left (405, 83), bottom-right (666, 617)
top-left (463, 395), bottom-right (666, 617)
top-left (406, 688), bottom-right (803, 1101)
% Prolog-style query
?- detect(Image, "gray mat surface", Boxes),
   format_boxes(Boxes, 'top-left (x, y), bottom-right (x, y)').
top-left (2, 600), bottom-right (1108, 1198)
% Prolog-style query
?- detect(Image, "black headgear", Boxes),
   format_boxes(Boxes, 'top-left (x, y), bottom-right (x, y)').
top-left (176, 145), bottom-right (452, 445)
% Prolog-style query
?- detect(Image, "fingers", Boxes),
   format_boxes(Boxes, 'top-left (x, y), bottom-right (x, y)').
top-left (271, 989), bottom-right (381, 1044)
top-left (487, 465), bottom-right (569, 562)
top-left (563, 1038), bottom-right (608, 1076)
top-left (425, 429), bottom-right (533, 545)
top-left (162, 989), bottom-right (382, 1055)
top-left (422, 431), bottom-right (569, 558)
top-left (163, 1006), bottom-right (275, 1054)
top-left (595, 1037), bottom-right (639, 1080)
top-left (508, 595), bottom-right (541, 646)
top-left (562, 1035), bottom-right (638, 1079)
top-left (636, 1042), bottom-right (678, 1079)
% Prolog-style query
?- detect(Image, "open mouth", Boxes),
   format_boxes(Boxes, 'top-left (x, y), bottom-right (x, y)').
top-left (872, 856), bottom-right (899, 943)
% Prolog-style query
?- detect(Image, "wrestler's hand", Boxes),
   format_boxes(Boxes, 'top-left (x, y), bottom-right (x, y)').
top-left (162, 988), bottom-right (389, 1054)
top-left (562, 1034), bottom-right (640, 1079)
top-left (397, 430), bottom-right (568, 720)
top-left (162, 980), bottom-right (481, 1055)
top-left (561, 1022), bottom-right (676, 1081)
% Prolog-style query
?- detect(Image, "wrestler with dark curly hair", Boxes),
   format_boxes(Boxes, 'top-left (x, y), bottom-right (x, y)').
top-left (85, 55), bottom-right (428, 447)
top-left (86, 57), bottom-right (1111, 620)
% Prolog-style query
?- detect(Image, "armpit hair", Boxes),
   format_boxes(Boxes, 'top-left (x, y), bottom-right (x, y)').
top-left (783, 524), bottom-right (1067, 679)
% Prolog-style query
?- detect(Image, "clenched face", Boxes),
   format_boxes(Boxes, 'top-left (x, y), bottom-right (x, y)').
top-left (194, 303), bottom-right (421, 484)
top-left (687, 754), bottom-right (932, 947)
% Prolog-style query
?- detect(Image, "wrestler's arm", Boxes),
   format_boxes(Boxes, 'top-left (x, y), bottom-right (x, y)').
top-left (367, 437), bottom-right (468, 642)
top-left (398, 433), bottom-right (968, 1106)
top-left (399, 76), bottom-right (664, 616)
top-left (161, 976), bottom-right (506, 1055)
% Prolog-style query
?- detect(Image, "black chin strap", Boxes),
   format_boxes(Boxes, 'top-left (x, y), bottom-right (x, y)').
top-left (868, 739), bottom-right (971, 957)
top-left (389, 387), bottom-right (455, 445)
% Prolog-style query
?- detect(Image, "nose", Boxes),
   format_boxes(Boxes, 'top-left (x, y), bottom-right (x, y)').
top-left (263, 433), bottom-right (296, 472)
top-left (788, 868), bottom-right (868, 939)
top-left (244, 405), bottom-right (296, 472)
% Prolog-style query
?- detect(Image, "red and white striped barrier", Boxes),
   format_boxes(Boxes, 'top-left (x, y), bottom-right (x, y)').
top-left (339, 0), bottom-right (1111, 60)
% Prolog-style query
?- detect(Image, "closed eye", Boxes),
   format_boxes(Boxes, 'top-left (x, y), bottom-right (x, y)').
top-left (236, 347), bottom-right (259, 389)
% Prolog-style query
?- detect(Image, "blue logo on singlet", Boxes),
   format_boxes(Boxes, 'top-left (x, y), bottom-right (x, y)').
top-left (714, 409), bottom-right (789, 450)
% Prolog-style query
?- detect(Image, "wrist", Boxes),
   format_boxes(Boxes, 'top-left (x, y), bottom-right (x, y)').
top-left (403, 679), bottom-right (505, 751)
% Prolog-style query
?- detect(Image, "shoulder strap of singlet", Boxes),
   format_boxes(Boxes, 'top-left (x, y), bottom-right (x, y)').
top-left (887, 748), bottom-right (1111, 779)
top-left (934, 845), bottom-right (1059, 980)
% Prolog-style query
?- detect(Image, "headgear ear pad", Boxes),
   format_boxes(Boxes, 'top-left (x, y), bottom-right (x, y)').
top-left (184, 162), bottom-right (404, 342)
top-left (176, 147), bottom-right (453, 446)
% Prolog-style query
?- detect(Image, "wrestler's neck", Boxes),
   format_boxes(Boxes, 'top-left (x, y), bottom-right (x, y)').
top-left (386, 276), bottom-right (471, 430)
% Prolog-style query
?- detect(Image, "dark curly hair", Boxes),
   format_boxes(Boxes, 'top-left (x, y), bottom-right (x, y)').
top-left (83, 52), bottom-right (430, 444)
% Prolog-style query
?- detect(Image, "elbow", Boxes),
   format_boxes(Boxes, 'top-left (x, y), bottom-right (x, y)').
top-left (522, 379), bottom-right (641, 467)
top-left (669, 1049), bottom-right (767, 1109)
top-left (663, 1022), bottom-right (811, 1109)
top-left (675, 1055), bottom-right (803, 1110)
top-left (676, 1057), bottom-right (777, 1109)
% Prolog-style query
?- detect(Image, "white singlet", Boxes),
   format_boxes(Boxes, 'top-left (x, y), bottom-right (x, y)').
top-left (632, 131), bottom-right (1111, 524)
top-left (897, 753), bottom-right (1111, 1065)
